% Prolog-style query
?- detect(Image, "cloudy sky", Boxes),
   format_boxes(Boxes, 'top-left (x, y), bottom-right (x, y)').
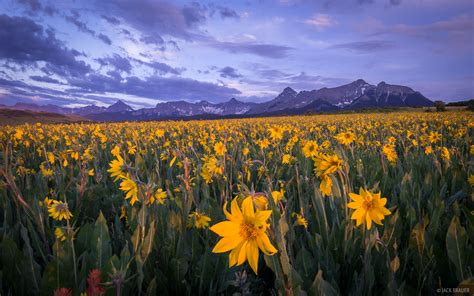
top-left (0, 0), bottom-right (472, 108)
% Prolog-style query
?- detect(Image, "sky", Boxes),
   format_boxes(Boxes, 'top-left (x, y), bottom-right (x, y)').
top-left (0, 0), bottom-right (472, 109)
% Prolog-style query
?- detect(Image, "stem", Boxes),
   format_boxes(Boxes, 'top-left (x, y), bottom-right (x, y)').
top-left (67, 220), bottom-right (78, 286)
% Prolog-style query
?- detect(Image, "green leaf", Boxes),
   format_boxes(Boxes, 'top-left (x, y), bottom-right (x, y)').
top-left (91, 212), bottom-right (112, 270)
top-left (20, 226), bottom-right (41, 294)
top-left (310, 270), bottom-right (338, 296)
top-left (446, 216), bottom-right (467, 281)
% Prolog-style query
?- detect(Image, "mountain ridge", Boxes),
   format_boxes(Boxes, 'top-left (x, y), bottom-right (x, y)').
top-left (2, 80), bottom-right (433, 121)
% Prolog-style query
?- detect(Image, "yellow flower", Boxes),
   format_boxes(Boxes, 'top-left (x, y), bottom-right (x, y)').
top-left (320, 175), bottom-right (332, 197)
top-left (210, 197), bottom-right (277, 274)
top-left (40, 163), bottom-right (54, 177)
top-left (253, 195), bottom-right (269, 210)
top-left (44, 196), bottom-right (54, 207)
top-left (268, 126), bottom-right (284, 141)
top-left (258, 138), bottom-right (270, 150)
top-left (119, 176), bottom-right (139, 205)
top-left (48, 200), bottom-right (73, 221)
top-left (155, 129), bottom-right (165, 137)
top-left (88, 169), bottom-right (95, 176)
top-left (292, 213), bottom-right (308, 229)
top-left (282, 154), bottom-right (292, 164)
top-left (314, 153), bottom-right (342, 177)
top-left (188, 211), bottom-right (211, 229)
top-left (388, 136), bottom-right (396, 144)
top-left (47, 152), bottom-right (55, 164)
top-left (425, 146), bottom-right (433, 155)
top-left (214, 142), bottom-right (226, 156)
top-left (242, 147), bottom-right (250, 156)
top-left (302, 141), bottom-right (318, 158)
top-left (441, 147), bottom-right (450, 161)
top-left (348, 188), bottom-right (391, 230)
top-left (335, 132), bottom-right (355, 146)
top-left (271, 189), bottom-right (285, 203)
top-left (107, 155), bottom-right (125, 181)
top-left (55, 227), bottom-right (66, 241)
top-left (14, 129), bottom-right (24, 140)
top-left (382, 144), bottom-right (398, 164)
top-left (148, 188), bottom-right (167, 205)
top-left (468, 175), bottom-right (474, 187)
top-left (111, 145), bottom-right (121, 158)
top-left (127, 141), bottom-right (137, 155)
top-left (428, 131), bottom-right (441, 143)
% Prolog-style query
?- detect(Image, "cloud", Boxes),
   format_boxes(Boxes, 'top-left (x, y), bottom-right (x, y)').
top-left (29, 75), bottom-right (61, 84)
top-left (219, 66), bottom-right (242, 78)
top-left (209, 5), bottom-right (240, 19)
top-left (246, 63), bottom-right (350, 92)
top-left (65, 10), bottom-right (96, 35)
top-left (0, 14), bottom-right (91, 77)
top-left (182, 2), bottom-right (207, 27)
top-left (129, 58), bottom-right (184, 75)
top-left (98, 33), bottom-right (112, 45)
top-left (98, 0), bottom-right (207, 41)
top-left (65, 74), bottom-right (241, 102)
top-left (64, 10), bottom-right (114, 45)
top-left (304, 13), bottom-right (338, 29)
top-left (331, 40), bottom-right (395, 53)
top-left (203, 36), bottom-right (294, 58)
top-left (101, 15), bottom-right (121, 25)
top-left (96, 54), bottom-right (133, 73)
top-left (146, 61), bottom-right (184, 75)
top-left (380, 14), bottom-right (473, 37)
top-left (16, 0), bottom-right (56, 16)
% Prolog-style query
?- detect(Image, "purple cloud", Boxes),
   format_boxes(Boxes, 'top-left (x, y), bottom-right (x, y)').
top-left (0, 14), bottom-right (91, 76)
top-left (219, 66), bottom-right (242, 79)
top-left (206, 38), bottom-right (294, 58)
top-left (96, 54), bottom-right (132, 73)
top-left (331, 40), bottom-right (395, 53)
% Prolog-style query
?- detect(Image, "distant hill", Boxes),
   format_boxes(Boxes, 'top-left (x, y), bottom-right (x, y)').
top-left (3, 79), bottom-right (436, 122)
top-left (446, 99), bottom-right (474, 110)
top-left (0, 109), bottom-right (89, 125)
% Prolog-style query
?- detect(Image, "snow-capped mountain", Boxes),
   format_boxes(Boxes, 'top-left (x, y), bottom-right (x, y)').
top-left (246, 79), bottom-right (432, 115)
top-left (348, 82), bottom-right (433, 108)
top-left (246, 87), bottom-right (298, 115)
top-left (3, 80), bottom-right (433, 121)
top-left (132, 98), bottom-right (257, 118)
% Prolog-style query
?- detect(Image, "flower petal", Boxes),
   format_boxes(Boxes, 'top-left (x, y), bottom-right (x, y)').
top-left (246, 240), bottom-right (259, 274)
top-left (237, 241), bottom-right (248, 265)
top-left (210, 221), bottom-right (240, 237)
top-left (212, 236), bottom-right (242, 253)
top-left (241, 197), bottom-right (255, 218)
top-left (256, 233), bottom-right (278, 255)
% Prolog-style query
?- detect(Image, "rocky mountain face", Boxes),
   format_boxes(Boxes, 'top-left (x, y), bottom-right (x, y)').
top-left (3, 80), bottom-right (433, 121)
top-left (132, 98), bottom-right (257, 118)
top-left (348, 82), bottom-right (433, 108)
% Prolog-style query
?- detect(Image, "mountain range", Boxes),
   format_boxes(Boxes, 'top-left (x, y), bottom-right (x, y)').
top-left (1, 79), bottom-right (433, 121)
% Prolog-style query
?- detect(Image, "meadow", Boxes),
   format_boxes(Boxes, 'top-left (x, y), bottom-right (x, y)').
top-left (0, 111), bottom-right (473, 295)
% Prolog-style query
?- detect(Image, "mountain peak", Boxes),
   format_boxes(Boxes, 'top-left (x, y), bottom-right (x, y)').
top-left (107, 100), bottom-right (133, 112)
top-left (354, 79), bottom-right (367, 85)
top-left (378, 81), bottom-right (387, 87)
top-left (282, 86), bottom-right (296, 94)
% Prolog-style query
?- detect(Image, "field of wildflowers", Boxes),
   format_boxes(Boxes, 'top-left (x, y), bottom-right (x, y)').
top-left (0, 111), bottom-right (473, 295)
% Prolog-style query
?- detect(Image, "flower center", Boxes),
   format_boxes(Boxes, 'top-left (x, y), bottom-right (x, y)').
top-left (55, 203), bottom-right (68, 212)
top-left (363, 199), bottom-right (375, 210)
top-left (240, 221), bottom-right (260, 240)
